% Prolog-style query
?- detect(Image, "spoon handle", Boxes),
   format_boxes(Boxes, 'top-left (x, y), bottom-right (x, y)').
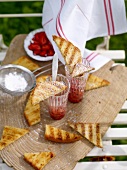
top-left (52, 53), bottom-right (58, 81)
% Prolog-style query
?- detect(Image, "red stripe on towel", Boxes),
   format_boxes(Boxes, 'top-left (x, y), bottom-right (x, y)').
top-left (88, 53), bottom-right (99, 62)
top-left (43, 18), bottom-right (53, 27)
top-left (104, 0), bottom-right (110, 35)
top-left (56, 0), bottom-right (67, 39)
top-left (86, 52), bottom-right (95, 60)
top-left (56, 0), bottom-right (63, 36)
top-left (57, 0), bottom-right (68, 39)
top-left (108, 0), bottom-right (115, 35)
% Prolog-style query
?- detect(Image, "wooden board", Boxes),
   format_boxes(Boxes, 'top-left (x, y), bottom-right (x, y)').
top-left (0, 34), bottom-right (127, 170)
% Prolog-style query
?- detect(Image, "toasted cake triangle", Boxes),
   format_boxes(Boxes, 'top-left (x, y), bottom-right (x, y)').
top-left (45, 124), bottom-right (82, 143)
top-left (53, 35), bottom-right (82, 67)
top-left (12, 56), bottom-right (40, 71)
top-left (24, 152), bottom-right (55, 170)
top-left (24, 75), bottom-right (49, 126)
top-left (31, 81), bottom-right (67, 105)
top-left (24, 92), bottom-right (40, 126)
top-left (36, 75), bottom-right (49, 83)
top-left (69, 122), bottom-right (103, 148)
top-left (71, 63), bottom-right (95, 77)
top-left (85, 74), bottom-right (110, 91)
top-left (0, 126), bottom-right (29, 150)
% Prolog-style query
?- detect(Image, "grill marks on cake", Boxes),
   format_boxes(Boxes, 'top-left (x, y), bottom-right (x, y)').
top-left (96, 123), bottom-right (101, 147)
top-left (59, 38), bottom-right (77, 65)
top-left (45, 124), bottom-right (82, 143)
top-left (31, 81), bottom-right (67, 105)
top-left (57, 128), bottom-right (63, 140)
top-left (50, 126), bottom-right (55, 137)
top-left (81, 123), bottom-right (85, 135)
top-left (69, 122), bottom-right (103, 148)
top-left (88, 124), bottom-right (93, 143)
top-left (78, 123), bottom-right (93, 142)
top-left (24, 151), bottom-right (55, 170)
top-left (53, 35), bottom-right (82, 66)
top-left (65, 44), bottom-right (80, 65)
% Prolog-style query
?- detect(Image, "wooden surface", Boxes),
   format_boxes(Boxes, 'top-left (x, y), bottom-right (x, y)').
top-left (0, 34), bottom-right (127, 170)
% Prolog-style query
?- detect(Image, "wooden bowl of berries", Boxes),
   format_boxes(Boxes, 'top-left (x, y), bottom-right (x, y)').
top-left (24, 28), bottom-right (55, 61)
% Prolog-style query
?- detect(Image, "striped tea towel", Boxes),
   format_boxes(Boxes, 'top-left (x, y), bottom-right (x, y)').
top-left (42, 0), bottom-right (127, 71)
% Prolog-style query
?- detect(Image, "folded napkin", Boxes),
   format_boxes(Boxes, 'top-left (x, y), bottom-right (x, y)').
top-left (42, 0), bottom-right (127, 70)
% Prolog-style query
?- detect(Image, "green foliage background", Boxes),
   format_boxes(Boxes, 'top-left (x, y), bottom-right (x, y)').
top-left (0, 1), bottom-right (127, 161)
top-left (0, 1), bottom-right (44, 46)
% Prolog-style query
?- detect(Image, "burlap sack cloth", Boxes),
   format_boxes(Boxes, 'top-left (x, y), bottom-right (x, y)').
top-left (0, 34), bottom-right (127, 170)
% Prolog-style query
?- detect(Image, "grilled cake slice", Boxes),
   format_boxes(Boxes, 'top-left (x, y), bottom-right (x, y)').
top-left (36, 75), bottom-right (49, 83)
top-left (45, 124), bottom-right (82, 143)
top-left (52, 35), bottom-right (82, 67)
top-left (24, 75), bottom-right (49, 126)
top-left (24, 92), bottom-right (40, 126)
top-left (71, 63), bottom-right (95, 77)
top-left (85, 74), bottom-right (110, 91)
top-left (32, 81), bottom-right (66, 105)
top-left (31, 81), bottom-right (67, 105)
top-left (12, 56), bottom-right (40, 71)
top-left (24, 152), bottom-right (55, 170)
top-left (0, 126), bottom-right (29, 150)
top-left (69, 122), bottom-right (103, 148)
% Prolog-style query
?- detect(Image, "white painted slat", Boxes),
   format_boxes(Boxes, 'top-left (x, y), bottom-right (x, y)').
top-left (103, 128), bottom-right (127, 140)
top-left (74, 161), bottom-right (127, 170)
top-left (121, 101), bottom-right (127, 111)
top-left (112, 63), bottom-right (125, 66)
top-left (94, 50), bottom-right (125, 61)
top-left (0, 13), bottom-right (42, 18)
top-left (87, 145), bottom-right (127, 157)
top-left (103, 140), bottom-right (112, 145)
top-left (113, 114), bottom-right (127, 125)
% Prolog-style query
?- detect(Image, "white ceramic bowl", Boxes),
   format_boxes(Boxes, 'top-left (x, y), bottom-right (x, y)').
top-left (24, 28), bottom-right (54, 61)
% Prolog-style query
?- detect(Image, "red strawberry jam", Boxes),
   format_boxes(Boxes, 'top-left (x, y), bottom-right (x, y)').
top-left (49, 106), bottom-right (66, 120)
top-left (68, 85), bottom-right (84, 103)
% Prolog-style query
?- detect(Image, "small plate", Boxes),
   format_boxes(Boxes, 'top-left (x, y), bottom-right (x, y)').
top-left (24, 28), bottom-right (54, 61)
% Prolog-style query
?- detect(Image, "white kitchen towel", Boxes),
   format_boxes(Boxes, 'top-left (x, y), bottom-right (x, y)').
top-left (42, 0), bottom-right (127, 70)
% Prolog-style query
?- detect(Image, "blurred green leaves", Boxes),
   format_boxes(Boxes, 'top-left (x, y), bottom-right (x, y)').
top-left (0, 1), bottom-right (44, 46)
